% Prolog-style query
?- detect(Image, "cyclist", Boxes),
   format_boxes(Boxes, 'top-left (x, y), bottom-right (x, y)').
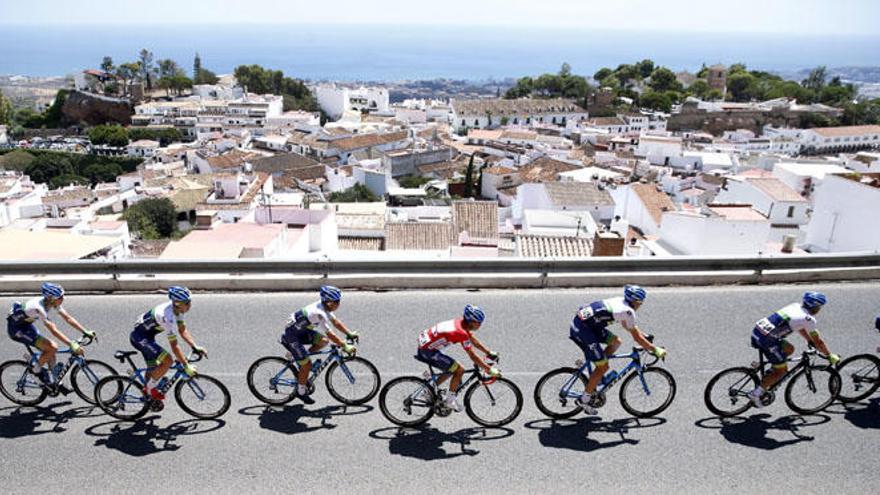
top-left (570, 285), bottom-right (667, 415)
top-left (747, 291), bottom-right (839, 407)
top-left (415, 304), bottom-right (500, 412)
top-left (6, 282), bottom-right (95, 389)
top-left (130, 286), bottom-right (207, 402)
top-left (281, 285), bottom-right (358, 405)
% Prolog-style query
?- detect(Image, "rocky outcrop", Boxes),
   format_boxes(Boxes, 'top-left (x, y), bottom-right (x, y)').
top-left (61, 90), bottom-right (132, 126)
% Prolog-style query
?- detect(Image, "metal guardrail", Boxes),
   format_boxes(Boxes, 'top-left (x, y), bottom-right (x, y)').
top-left (1, 252), bottom-right (879, 277)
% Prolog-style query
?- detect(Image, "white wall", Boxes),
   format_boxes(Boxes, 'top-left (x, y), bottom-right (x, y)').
top-left (805, 174), bottom-right (880, 252)
top-left (611, 185), bottom-right (663, 237)
top-left (660, 212), bottom-right (770, 255)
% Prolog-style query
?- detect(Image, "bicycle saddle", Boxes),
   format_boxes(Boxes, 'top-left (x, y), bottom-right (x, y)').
top-left (114, 350), bottom-right (138, 360)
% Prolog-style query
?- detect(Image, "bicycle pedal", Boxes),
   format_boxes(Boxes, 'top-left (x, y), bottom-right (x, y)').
top-left (149, 399), bottom-right (165, 412)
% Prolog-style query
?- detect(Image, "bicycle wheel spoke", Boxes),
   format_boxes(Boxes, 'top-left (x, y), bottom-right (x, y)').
top-left (247, 357), bottom-right (297, 405)
top-left (621, 368), bottom-right (675, 417)
top-left (380, 377), bottom-right (434, 426)
top-left (176, 375), bottom-right (229, 419)
top-left (0, 361), bottom-right (48, 406)
top-left (534, 368), bottom-right (586, 419)
top-left (326, 358), bottom-right (380, 405)
top-left (466, 379), bottom-right (522, 426)
top-left (705, 368), bottom-right (758, 417)
top-left (837, 355), bottom-right (880, 402)
top-left (786, 366), bottom-right (837, 414)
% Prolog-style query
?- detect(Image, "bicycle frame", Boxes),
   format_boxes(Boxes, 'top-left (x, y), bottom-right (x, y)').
top-left (113, 352), bottom-right (209, 405)
top-left (16, 337), bottom-right (97, 391)
top-left (556, 349), bottom-right (652, 402)
top-left (753, 348), bottom-right (815, 393)
top-left (269, 344), bottom-right (354, 390)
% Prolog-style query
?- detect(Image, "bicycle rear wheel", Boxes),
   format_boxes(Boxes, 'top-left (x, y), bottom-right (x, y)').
top-left (533, 367), bottom-right (587, 419)
top-left (785, 365), bottom-right (840, 415)
top-left (175, 374), bottom-right (231, 419)
top-left (70, 359), bottom-right (117, 405)
top-left (95, 375), bottom-right (149, 420)
top-left (378, 376), bottom-right (435, 427)
top-left (325, 357), bottom-right (381, 405)
top-left (704, 367), bottom-right (759, 417)
top-left (619, 367), bottom-right (676, 418)
top-left (0, 360), bottom-right (47, 406)
top-left (836, 353), bottom-right (880, 403)
top-left (464, 377), bottom-right (523, 427)
top-left (247, 357), bottom-right (297, 405)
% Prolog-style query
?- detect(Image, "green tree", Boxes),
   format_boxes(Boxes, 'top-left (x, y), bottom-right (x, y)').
top-left (116, 62), bottom-right (142, 96)
top-left (83, 162), bottom-right (124, 184)
top-left (636, 59), bottom-right (655, 79)
top-left (648, 67), bottom-right (680, 93)
top-left (100, 56), bottom-right (114, 73)
top-left (49, 173), bottom-right (89, 189)
top-left (638, 90), bottom-right (673, 112)
top-left (398, 175), bottom-right (431, 188)
top-left (41, 89), bottom-right (68, 128)
top-left (688, 79), bottom-right (712, 99)
top-left (89, 124), bottom-right (129, 147)
top-left (138, 49), bottom-right (155, 90)
top-left (593, 68), bottom-right (613, 83)
top-left (123, 198), bottom-right (177, 239)
top-left (463, 154), bottom-right (475, 198)
top-left (193, 53), bottom-right (202, 82)
top-left (0, 89), bottom-right (13, 125)
top-left (328, 184), bottom-right (379, 202)
top-left (727, 72), bottom-right (760, 102)
top-left (802, 66), bottom-right (827, 92)
top-left (0, 150), bottom-right (35, 171)
top-left (24, 153), bottom-right (75, 184)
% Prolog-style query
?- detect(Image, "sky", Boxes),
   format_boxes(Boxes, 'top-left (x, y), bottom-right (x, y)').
top-left (2, 0), bottom-right (879, 35)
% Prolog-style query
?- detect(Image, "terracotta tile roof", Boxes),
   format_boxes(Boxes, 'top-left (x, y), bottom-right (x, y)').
top-left (588, 116), bottom-right (626, 127)
top-left (746, 178), bottom-right (806, 202)
top-left (517, 234), bottom-right (592, 257)
top-left (631, 183), bottom-right (676, 224)
top-left (810, 125), bottom-right (880, 138)
top-left (274, 165), bottom-right (327, 190)
top-left (543, 182), bottom-right (614, 208)
top-left (500, 130), bottom-right (538, 141)
top-left (250, 153), bottom-right (319, 174)
top-left (483, 166), bottom-right (517, 175)
top-left (206, 150), bottom-right (260, 170)
top-left (385, 222), bottom-right (454, 250)
top-left (519, 157), bottom-right (580, 183)
top-left (329, 131), bottom-right (409, 153)
top-left (468, 129), bottom-right (503, 141)
top-left (453, 98), bottom-right (585, 116)
top-left (453, 201), bottom-right (499, 240)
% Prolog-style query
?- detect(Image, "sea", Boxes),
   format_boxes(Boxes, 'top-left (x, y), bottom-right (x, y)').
top-left (1, 23), bottom-right (878, 81)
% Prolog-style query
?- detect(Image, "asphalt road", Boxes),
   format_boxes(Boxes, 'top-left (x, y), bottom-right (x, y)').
top-left (1, 284), bottom-right (879, 494)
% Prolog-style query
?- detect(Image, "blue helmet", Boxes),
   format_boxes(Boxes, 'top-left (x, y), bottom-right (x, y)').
top-left (623, 285), bottom-right (647, 304)
top-left (41, 282), bottom-right (64, 299)
top-left (802, 291), bottom-right (827, 310)
top-left (463, 304), bottom-right (486, 324)
top-left (168, 286), bottom-right (192, 303)
top-left (320, 285), bottom-right (342, 303)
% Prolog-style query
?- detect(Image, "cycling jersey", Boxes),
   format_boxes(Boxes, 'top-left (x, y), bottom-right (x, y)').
top-left (753, 303), bottom-right (817, 341)
top-left (132, 302), bottom-right (181, 341)
top-left (418, 319), bottom-right (472, 351)
top-left (571, 297), bottom-right (636, 333)
top-left (286, 301), bottom-right (335, 335)
top-left (7, 297), bottom-right (57, 326)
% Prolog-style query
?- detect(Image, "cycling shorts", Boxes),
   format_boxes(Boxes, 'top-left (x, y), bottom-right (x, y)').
top-left (130, 332), bottom-right (169, 367)
top-left (7, 318), bottom-right (47, 347)
top-left (415, 348), bottom-right (458, 372)
top-left (751, 328), bottom-right (791, 366)
top-left (569, 324), bottom-right (617, 363)
top-left (281, 322), bottom-right (323, 362)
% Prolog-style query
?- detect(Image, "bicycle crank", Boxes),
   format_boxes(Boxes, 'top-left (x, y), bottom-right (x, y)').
top-left (760, 391), bottom-right (775, 407)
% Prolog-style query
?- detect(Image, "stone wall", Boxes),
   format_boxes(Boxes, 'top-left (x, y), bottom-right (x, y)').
top-left (61, 90), bottom-right (132, 126)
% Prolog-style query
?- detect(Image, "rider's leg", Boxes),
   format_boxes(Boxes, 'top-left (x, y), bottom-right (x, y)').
top-left (448, 364), bottom-right (465, 393)
top-left (603, 335), bottom-right (623, 360)
top-left (760, 340), bottom-right (794, 390)
top-left (35, 338), bottom-right (58, 370)
top-left (585, 360), bottom-right (610, 394)
top-left (750, 339), bottom-right (792, 405)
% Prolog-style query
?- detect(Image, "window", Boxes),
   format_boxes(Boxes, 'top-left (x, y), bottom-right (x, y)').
top-left (474, 119), bottom-right (479, 126)
top-left (461, 119), bottom-right (466, 126)
top-left (787, 206), bottom-right (795, 218)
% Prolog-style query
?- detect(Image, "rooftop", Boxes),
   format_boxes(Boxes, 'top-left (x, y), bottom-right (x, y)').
top-left (0, 229), bottom-right (119, 260)
top-left (543, 182), bottom-right (614, 208)
top-left (517, 234), bottom-right (592, 258)
top-left (250, 152), bottom-right (320, 174)
top-left (453, 200), bottom-right (499, 241)
top-left (631, 183), bottom-right (676, 224)
top-left (746, 177), bottom-right (806, 202)
top-left (810, 125), bottom-right (880, 138)
top-left (453, 98), bottom-right (586, 116)
top-left (329, 131), bottom-right (409, 153)
top-left (707, 204), bottom-right (768, 221)
top-left (519, 156), bottom-right (580, 183)
top-left (385, 222), bottom-right (453, 250)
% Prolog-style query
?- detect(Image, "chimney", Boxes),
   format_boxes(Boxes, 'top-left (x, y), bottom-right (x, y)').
top-left (781, 234), bottom-right (796, 254)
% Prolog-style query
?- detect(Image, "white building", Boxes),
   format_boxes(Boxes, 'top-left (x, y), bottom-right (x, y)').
top-left (451, 98), bottom-right (588, 131)
top-left (316, 84), bottom-right (390, 120)
top-left (612, 183), bottom-right (677, 237)
top-left (659, 205), bottom-right (771, 255)
top-left (637, 135), bottom-right (683, 164)
top-left (127, 139), bottom-right (160, 158)
top-left (804, 173), bottom-right (880, 252)
top-left (514, 182), bottom-right (615, 224)
top-left (772, 162), bottom-right (850, 198)
top-left (715, 177), bottom-right (809, 226)
top-left (800, 125), bottom-right (880, 154)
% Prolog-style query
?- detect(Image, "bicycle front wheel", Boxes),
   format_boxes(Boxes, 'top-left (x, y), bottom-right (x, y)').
top-left (378, 376), bottom-right (435, 427)
top-left (836, 354), bottom-right (880, 403)
top-left (464, 377), bottom-right (523, 427)
top-left (70, 359), bottom-right (117, 405)
top-left (785, 365), bottom-right (840, 415)
top-left (175, 374), bottom-right (231, 419)
top-left (0, 360), bottom-right (47, 406)
top-left (325, 357), bottom-right (381, 405)
top-left (247, 357), bottom-right (297, 405)
top-left (619, 367), bottom-right (676, 418)
top-left (95, 375), bottom-right (149, 420)
top-left (533, 367), bottom-right (587, 419)
top-left (704, 367), bottom-right (759, 417)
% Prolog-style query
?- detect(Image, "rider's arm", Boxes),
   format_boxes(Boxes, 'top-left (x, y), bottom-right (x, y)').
top-left (627, 325), bottom-right (658, 354)
top-left (172, 323), bottom-right (197, 366)
top-left (469, 334), bottom-right (492, 355)
top-left (330, 317), bottom-right (356, 339)
top-left (464, 345), bottom-right (492, 373)
top-left (42, 320), bottom-right (73, 346)
top-left (57, 307), bottom-right (89, 335)
top-left (799, 328), bottom-right (831, 356)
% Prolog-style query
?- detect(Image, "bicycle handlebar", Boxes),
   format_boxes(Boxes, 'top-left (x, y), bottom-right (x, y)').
top-left (188, 351), bottom-right (206, 363)
top-left (76, 335), bottom-right (95, 347)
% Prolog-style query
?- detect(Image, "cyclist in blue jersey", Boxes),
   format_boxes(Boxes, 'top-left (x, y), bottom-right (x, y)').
top-left (747, 291), bottom-right (839, 407)
top-left (281, 285), bottom-right (359, 404)
top-left (130, 286), bottom-right (207, 402)
top-left (6, 282), bottom-right (95, 388)
top-left (569, 285), bottom-right (667, 414)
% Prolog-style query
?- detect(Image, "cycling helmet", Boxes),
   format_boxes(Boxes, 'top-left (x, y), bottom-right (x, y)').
top-left (802, 291), bottom-right (827, 310)
top-left (41, 282), bottom-right (65, 299)
top-left (168, 286), bottom-right (192, 303)
top-left (319, 285), bottom-right (342, 303)
top-left (463, 304), bottom-right (486, 324)
top-left (623, 285), bottom-right (647, 304)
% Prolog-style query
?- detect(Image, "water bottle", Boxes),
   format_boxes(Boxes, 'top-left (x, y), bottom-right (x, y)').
top-left (158, 377), bottom-right (171, 393)
top-left (312, 359), bottom-right (322, 374)
top-left (52, 362), bottom-right (65, 380)
top-left (601, 370), bottom-right (619, 386)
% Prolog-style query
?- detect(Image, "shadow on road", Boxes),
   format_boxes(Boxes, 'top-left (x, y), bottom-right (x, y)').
top-left (523, 416), bottom-right (665, 452)
top-left (238, 403), bottom-right (373, 435)
top-left (0, 402), bottom-right (103, 438)
top-left (824, 398), bottom-right (880, 429)
top-left (84, 416), bottom-right (226, 456)
top-left (368, 425), bottom-right (514, 460)
top-left (695, 413), bottom-right (830, 449)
